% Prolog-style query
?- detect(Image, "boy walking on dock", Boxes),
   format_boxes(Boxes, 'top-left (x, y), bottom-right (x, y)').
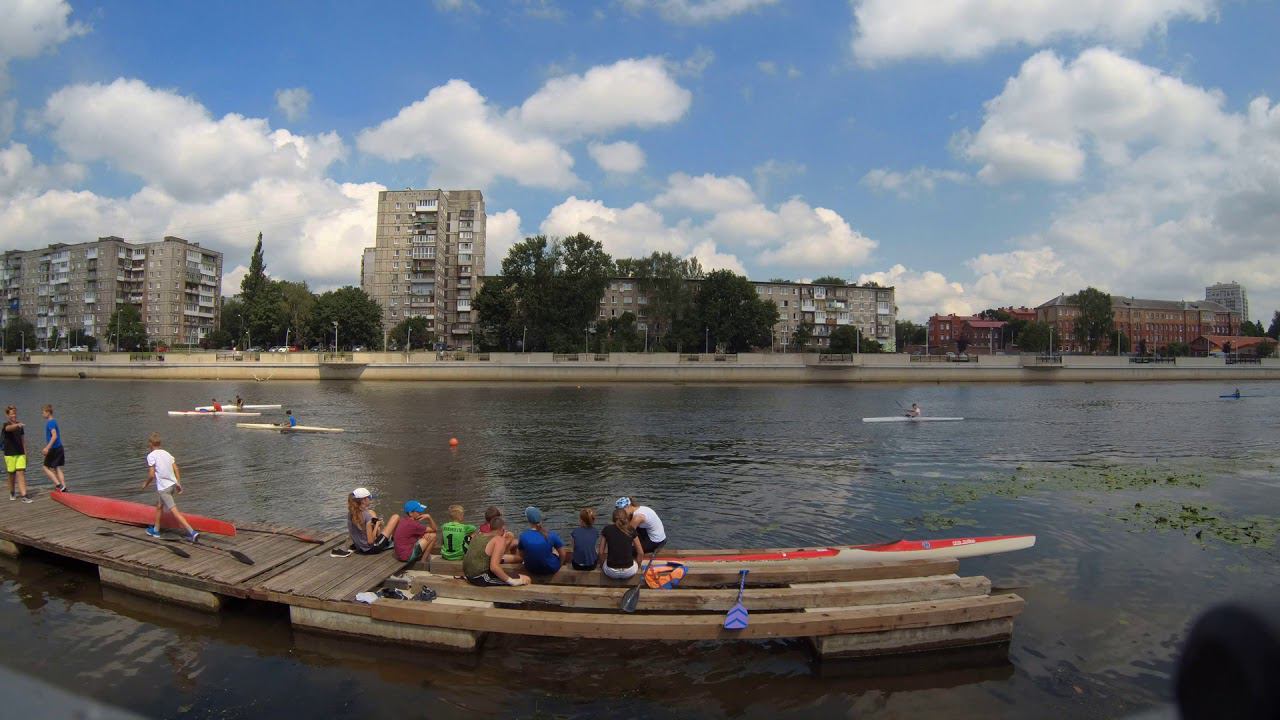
top-left (4, 406), bottom-right (30, 503)
top-left (141, 433), bottom-right (199, 543)
top-left (41, 405), bottom-right (68, 492)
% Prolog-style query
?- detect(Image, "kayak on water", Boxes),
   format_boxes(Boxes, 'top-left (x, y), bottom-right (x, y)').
top-left (51, 491), bottom-right (237, 536)
top-left (1219, 395), bottom-right (1244, 399)
top-left (195, 404), bottom-right (282, 411)
top-left (658, 534), bottom-right (1035, 563)
top-left (862, 416), bottom-right (964, 423)
top-left (168, 411), bottom-right (262, 416)
top-left (236, 423), bottom-right (345, 433)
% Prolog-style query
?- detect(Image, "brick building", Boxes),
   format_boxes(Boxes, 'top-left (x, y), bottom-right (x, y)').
top-left (1035, 294), bottom-right (1240, 353)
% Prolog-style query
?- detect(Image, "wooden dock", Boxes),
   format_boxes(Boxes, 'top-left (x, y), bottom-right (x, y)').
top-left (0, 493), bottom-right (1026, 659)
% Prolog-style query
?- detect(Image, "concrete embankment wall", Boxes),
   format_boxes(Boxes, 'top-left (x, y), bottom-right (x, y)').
top-left (2, 351), bottom-right (1278, 383)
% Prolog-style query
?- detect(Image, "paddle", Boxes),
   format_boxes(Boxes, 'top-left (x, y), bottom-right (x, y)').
top-left (723, 569), bottom-right (749, 630)
top-left (620, 549), bottom-right (660, 613)
top-left (236, 525), bottom-right (324, 544)
top-left (155, 536), bottom-right (255, 565)
top-left (94, 530), bottom-right (191, 558)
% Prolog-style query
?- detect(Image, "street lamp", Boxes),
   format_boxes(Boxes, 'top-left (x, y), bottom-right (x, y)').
top-left (332, 321), bottom-right (339, 352)
top-left (522, 325), bottom-right (527, 353)
top-left (20, 330), bottom-right (25, 355)
top-left (704, 326), bottom-right (709, 354)
top-left (407, 327), bottom-right (412, 352)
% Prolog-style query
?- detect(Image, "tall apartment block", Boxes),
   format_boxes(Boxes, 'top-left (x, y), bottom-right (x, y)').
top-left (0, 236), bottom-right (221, 349)
top-left (1205, 282), bottom-right (1249, 323)
top-left (361, 189), bottom-right (485, 349)
top-left (598, 278), bottom-right (896, 351)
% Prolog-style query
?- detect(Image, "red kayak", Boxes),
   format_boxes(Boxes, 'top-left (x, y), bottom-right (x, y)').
top-left (52, 491), bottom-right (237, 537)
top-left (660, 534), bottom-right (1035, 563)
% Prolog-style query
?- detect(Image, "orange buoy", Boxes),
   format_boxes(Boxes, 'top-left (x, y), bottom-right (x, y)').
top-left (449, 437), bottom-right (459, 447)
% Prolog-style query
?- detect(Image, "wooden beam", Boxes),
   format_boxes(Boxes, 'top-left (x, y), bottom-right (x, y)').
top-left (368, 593), bottom-right (1025, 641)
top-left (403, 572), bottom-right (989, 611)
top-left (811, 617), bottom-right (1014, 659)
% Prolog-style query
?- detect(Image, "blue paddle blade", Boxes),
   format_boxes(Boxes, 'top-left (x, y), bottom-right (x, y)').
top-left (723, 603), bottom-right (749, 630)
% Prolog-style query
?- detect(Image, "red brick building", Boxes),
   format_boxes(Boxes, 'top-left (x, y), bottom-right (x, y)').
top-left (1190, 335), bottom-right (1275, 357)
top-left (926, 314), bottom-right (1009, 354)
top-left (999, 306), bottom-right (1036, 323)
top-left (1036, 294), bottom-right (1241, 353)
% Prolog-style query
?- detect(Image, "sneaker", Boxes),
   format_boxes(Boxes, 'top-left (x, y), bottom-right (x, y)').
top-left (413, 587), bottom-right (437, 602)
top-left (188, 531), bottom-right (200, 544)
top-left (378, 587), bottom-right (410, 600)
top-left (57, 485), bottom-right (68, 493)
top-left (145, 527), bottom-right (161, 538)
top-left (8, 493), bottom-right (15, 501)
top-left (19, 495), bottom-right (32, 504)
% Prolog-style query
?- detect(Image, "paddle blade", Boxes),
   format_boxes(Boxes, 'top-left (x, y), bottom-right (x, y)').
top-left (620, 586), bottom-right (641, 613)
top-left (228, 549), bottom-right (255, 565)
top-left (723, 603), bottom-right (749, 630)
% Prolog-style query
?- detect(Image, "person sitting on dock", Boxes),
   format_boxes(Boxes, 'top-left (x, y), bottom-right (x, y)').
top-left (478, 506), bottom-right (501, 533)
top-left (347, 487), bottom-right (398, 554)
top-left (616, 497), bottom-right (667, 553)
top-left (463, 516), bottom-right (529, 587)
top-left (393, 499), bottom-right (439, 566)
top-left (598, 507), bottom-right (645, 579)
top-left (439, 504), bottom-right (477, 561)
top-left (142, 433), bottom-right (199, 543)
top-left (570, 508), bottom-right (599, 571)
top-left (905, 403), bottom-right (922, 418)
top-left (518, 506), bottom-right (570, 575)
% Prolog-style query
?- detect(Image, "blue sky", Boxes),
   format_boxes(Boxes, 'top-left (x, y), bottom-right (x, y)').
top-left (2, 0), bottom-right (1278, 321)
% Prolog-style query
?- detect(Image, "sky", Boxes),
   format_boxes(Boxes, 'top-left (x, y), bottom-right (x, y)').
top-left (1, 0), bottom-right (1278, 322)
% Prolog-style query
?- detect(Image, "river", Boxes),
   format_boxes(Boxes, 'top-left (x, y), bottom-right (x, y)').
top-left (0, 379), bottom-right (1276, 718)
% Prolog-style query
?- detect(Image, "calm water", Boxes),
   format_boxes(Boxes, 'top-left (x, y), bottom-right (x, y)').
top-left (1, 378), bottom-right (1277, 718)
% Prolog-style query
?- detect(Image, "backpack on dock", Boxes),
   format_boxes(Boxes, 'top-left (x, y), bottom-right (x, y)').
top-left (644, 562), bottom-right (686, 589)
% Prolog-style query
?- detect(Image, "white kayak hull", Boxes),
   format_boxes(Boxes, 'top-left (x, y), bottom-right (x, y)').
top-left (195, 404), bottom-right (282, 411)
top-left (862, 416), bottom-right (964, 423)
top-left (236, 423), bottom-right (344, 433)
top-left (168, 411), bottom-right (262, 417)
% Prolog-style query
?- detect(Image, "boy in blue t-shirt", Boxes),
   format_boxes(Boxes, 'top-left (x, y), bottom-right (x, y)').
top-left (41, 404), bottom-right (67, 492)
top-left (518, 506), bottom-right (570, 575)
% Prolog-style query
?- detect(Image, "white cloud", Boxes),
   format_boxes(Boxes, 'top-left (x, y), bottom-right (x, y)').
top-left (222, 264), bottom-right (249, 295)
top-left (654, 172), bottom-right (758, 212)
top-left (858, 264), bottom-right (972, 321)
top-left (516, 57), bottom-right (692, 139)
top-left (0, 0), bottom-right (88, 90)
top-left (357, 79), bottom-right (577, 190)
top-left (433, 0), bottom-right (480, 12)
top-left (752, 159), bottom-right (805, 198)
top-left (274, 87), bottom-right (312, 121)
top-left (0, 98), bottom-right (15, 141)
top-left (623, 0), bottom-right (780, 24)
top-left (587, 140), bottom-right (646, 174)
top-left (756, 199), bottom-right (877, 275)
top-left (0, 142), bottom-right (83, 194)
top-left (43, 78), bottom-right (345, 201)
top-left (757, 61), bottom-right (777, 76)
top-left (669, 47), bottom-right (715, 77)
top-left (861, 167), bottom-right (968, 196)
top-left (851, 0), bottom-right (1218, 65)
top-left (541, 196), bottom-right (690, 257)
top-left (959, 48), bottom-right (1236, 184)
top-left (485, 209), bottom-right (523, 274)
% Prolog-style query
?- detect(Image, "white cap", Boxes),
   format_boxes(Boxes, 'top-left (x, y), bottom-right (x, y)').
top-left (352, 487), bottom-right (371, 499)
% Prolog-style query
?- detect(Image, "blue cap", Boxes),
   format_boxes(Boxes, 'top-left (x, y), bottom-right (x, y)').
top-left (524, 506), bottom-right (543, 524)
top-left (404, 500), bottom-right (427, 514)
top-left (614, 496), bottom-right (631, 509)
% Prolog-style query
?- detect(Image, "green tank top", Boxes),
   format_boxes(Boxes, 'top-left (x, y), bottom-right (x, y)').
top-left (462, 532), bottom-right (493, 578)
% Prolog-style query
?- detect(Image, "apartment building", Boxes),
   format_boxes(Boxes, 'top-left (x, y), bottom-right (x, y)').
top-left (0, 236), bottom-right (221, 349)
top-left (598, 278), bottom-right (896, 351)
top-left (1205, 282), bottom-right (1248, 323)
top-left (1036, 294), bottom-right (1239, 353)
top-left (361, 189), bottom-right (485, 349)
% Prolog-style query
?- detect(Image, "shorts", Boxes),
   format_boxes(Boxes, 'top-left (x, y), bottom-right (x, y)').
top-left (602, 562), bottom-right (638, 580)
top-left (355, 534), bottom-right (392, 555)
top-left (466, 572), bottom-right (509, 587)
top-left (407, 542), bottom-right (425, 563)
top-left (638, 529), bottom-right (666, 554)
top-left (571, 561), bottom-right (596, 571)
top-left (44, 447), bottom-right (65, 469)
top-left (156, 488), bottom-right (177, 510)
top-left (4, 455), bottom-right (26, 473)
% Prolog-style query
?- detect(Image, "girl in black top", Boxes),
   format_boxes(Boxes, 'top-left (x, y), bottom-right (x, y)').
top-left (597, 508), bottom-right (645, 579)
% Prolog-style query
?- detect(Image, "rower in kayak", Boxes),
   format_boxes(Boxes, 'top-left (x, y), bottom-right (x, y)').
top-left (905, 403), bottom-right (922, 418)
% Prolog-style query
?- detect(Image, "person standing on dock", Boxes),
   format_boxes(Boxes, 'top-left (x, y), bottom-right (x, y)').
top-left (4, 406), bottom-right (30, 503)
top-left (40, 405), bottom-right (67, 493)
top-left (141, 433), bottom-right (199, 543)
top-left (617, 497), bottom-right (667, 553)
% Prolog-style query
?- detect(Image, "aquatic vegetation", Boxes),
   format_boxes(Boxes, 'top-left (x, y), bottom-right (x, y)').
top-left (905, 511), bottom-right (978, 531)
top-left (1111, 501), bottom-right (1279, 548)
top-left (935, 463), bottom-right (1206, 505)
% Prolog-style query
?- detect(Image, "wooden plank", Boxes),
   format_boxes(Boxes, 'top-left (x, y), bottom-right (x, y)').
top-left (402, 572), bottom-right (990, 611)
top-left (99, 566), bottom-right (222, 612)
top-left (368, 593), bottom-right (1025, 640)
top-left (291, 605), bottom-right (480, 651)
top-left (811, 617), bottom-right (1014, 659)
top-left (423, 557), bottom-right (959, 587)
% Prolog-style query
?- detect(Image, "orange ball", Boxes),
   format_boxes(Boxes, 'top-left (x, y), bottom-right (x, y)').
top-left (449, 437), bottom-right (459, 447)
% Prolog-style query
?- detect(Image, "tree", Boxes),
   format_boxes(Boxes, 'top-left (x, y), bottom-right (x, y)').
top-left (1240, 320), bottom-right (1265, 337)
top-left (791, 321), bottom-right (814, 350)
top-left (474, 276), bottom-right (521, 351)
top-left (389, 317), bottom-right (435, 350)
top-left (692, 270), bottom-right (779, 353)
top-left (955, 335), bottom-right (970, 354)
top-left (107, 305), bottom-right (147, 351)
top-left (895, 320), bottom-right (927, 348)
top-left (599, 311), bottom-right (643, 352)
top-left (621, 251), bottom-right (702, 351)
top-left (276, 280), bottom-right (315, 347)
top-left (1112, 331), bottom-right (1131, 353)
top-left (1161, 341), bottom-right (1191, 357)
top-left (493, 234), bottom-right (615, 353)
top-left (310, 287), bottom-right (382, 350)
top-left (47, 326), bottom-right (61, 350)
top-left (202, 329), bottom-right (233, 349)
top-left (1268, 311), bottom-right (1280, 340)
top-left (828, 326), bottom-right (858, 353)
top-left (859, 337), bottom-right (884, 353)
top-left (812, 276), bottom-right (847, 286)
top-left (239, 233), bottom-right (283, 347)
top-left (1018, 321), bottom-right (1052, 353)
top-left (1069, 287), bottom-right (1114, 353)
top-left (1258, 339), bottom-right (1277, 358)
top-left (3, 317), bottom-right (35, 352)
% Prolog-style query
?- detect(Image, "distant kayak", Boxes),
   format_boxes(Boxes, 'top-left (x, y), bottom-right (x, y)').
top-left (1219, 395), bottom-right (1243, 399)
top-left (52, 491), bottom-right (236, 536)
top-left (195, 404), bottom-right (281, 411)
top-left (168, 410), bottom-right (262, 417)
top-left (862, 416), bottom-right (964, 423)
top-left (236, 423), bottom-right (344, 433)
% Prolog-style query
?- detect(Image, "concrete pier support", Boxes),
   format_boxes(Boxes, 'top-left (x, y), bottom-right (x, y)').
top-left (99, 567), bottom-right (223, 612)
top-left (0, 539), bottom-right (22, 558)
top-left (290, 606), bottom-right (481, 652)
top-left (810, 617), bottom-right (1014, 659)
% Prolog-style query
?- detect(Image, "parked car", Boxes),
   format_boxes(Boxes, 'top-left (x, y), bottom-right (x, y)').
top-left (69, 345), bottom-right (88, 352)
top-left (352, 345), bottom-right (366, 352)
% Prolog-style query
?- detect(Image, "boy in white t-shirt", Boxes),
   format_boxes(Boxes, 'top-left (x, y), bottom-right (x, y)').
top-left (141, 432), bottom-right (199, 542)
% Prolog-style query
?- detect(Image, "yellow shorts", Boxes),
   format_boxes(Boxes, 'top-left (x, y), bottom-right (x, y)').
top-left (5, 455), bottom-right (27, 473)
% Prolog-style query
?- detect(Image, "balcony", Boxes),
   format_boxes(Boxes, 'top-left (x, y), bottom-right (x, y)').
top-left (415, 201), bottom-right (438, 212)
